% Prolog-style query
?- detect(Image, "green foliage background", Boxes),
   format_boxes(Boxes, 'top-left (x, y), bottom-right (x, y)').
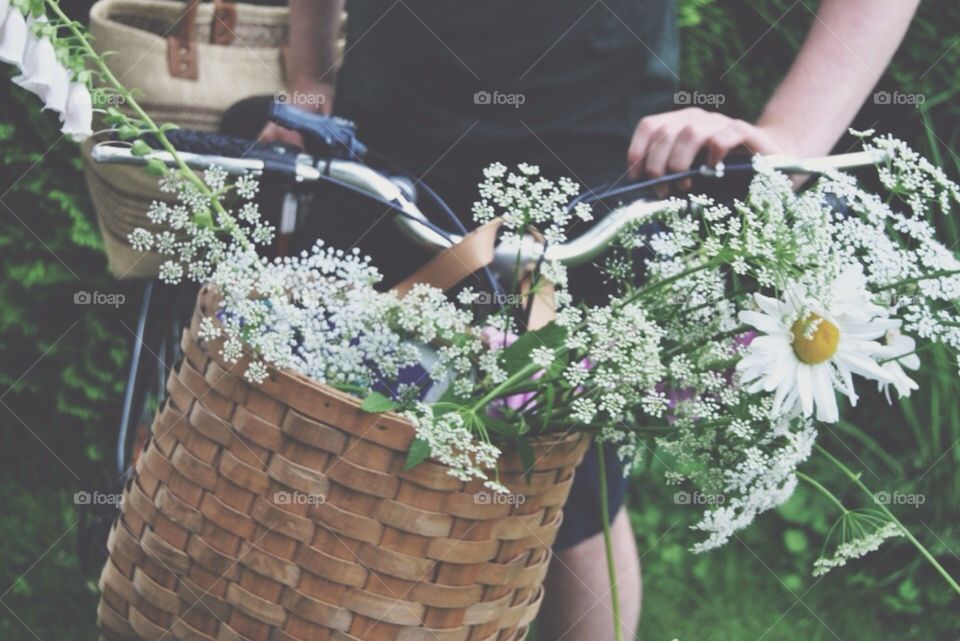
top-left (0, 1), bottom-right (956, 639)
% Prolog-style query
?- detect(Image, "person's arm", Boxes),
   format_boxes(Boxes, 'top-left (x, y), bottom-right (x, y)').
top-left (627, 0), bottom-right (920, 187)
top-left (259, 0), bottom-right (344, 146)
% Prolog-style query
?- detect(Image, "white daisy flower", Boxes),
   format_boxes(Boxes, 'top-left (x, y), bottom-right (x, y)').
top-left (875, 328), bottom-right (920, 402)
top-left (736, 268), bottom-right (894, 422)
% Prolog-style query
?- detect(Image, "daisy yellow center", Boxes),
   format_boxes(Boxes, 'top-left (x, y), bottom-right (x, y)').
top-left (790, 314), bottom-right (840, 365)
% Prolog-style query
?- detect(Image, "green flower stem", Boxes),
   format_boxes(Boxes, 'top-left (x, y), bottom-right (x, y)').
top-left (816, 443), bottom-right (960, 598)
top-left (873, 268), bottom-right (960, 291)
top-left (596, 442), bottom-right (623, 641)
top-left (44, 0), bottom-right (250, 249)
top-left (796, 471), bottom-right (849, 514)
top-left (664, 324), bottom-right (750, 358)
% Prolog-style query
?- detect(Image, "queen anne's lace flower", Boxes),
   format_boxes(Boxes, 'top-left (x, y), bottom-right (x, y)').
top-left (813, 520), bottom-right (902, 576)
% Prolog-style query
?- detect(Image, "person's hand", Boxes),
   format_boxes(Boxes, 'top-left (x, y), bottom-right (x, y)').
top-left (257, 80), bottom-right (336, 149)
top-left (626, 107), bottom-right (790, 193)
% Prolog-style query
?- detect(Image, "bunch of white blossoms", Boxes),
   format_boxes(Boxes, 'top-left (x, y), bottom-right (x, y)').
top-left (596, 133), bottom-right (960, 551)
top-left (133, 170), bottom-right (487, 398)
top-left (129, 168), bottom-right (275, 285)
top-left (0, 0), bottom-right (93, 139)
top-left (199, 243), bottom-right (483, 395)
top-left (473, 162), bottom-right (593, 246)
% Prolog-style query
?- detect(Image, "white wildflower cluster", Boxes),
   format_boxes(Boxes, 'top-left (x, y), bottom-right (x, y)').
top-left (573, 303), bottom-right (665, 421)
top-left (473, 162), bottom-right (591, 247)
top-left (403, 403), bottom-right (506, 492)
top-left (205, 242), bottom-right (483, 396)
top-left (569, 302), bottom-right (665, 468)
top-left (107, 139), bottom-right (958, 550)
top-left (866, 132), bottom-right (960, 217)
top-left (128, 171), bottom-right (275, 285)
top-left (689, 412), bottom-right (817, 552)
top-left (601, 133), bottom-right (960, 552)
top-left (813, 519), bottom-right (901, 576)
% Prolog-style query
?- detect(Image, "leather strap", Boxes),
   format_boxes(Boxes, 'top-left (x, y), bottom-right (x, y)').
top-left (392, 219), bottom-right (503, 297)
top-left (392, 218), bottom-right (556, 328)
top-left (168, 0), bottom-right (238, 80)
top-left (519, 272), bottom-right (555, 331)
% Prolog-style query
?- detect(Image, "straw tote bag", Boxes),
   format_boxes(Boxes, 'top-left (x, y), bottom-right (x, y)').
top-left (97, 221), bottom-right (590, 641)
top-left (83, 0), bottom-right (289, 279)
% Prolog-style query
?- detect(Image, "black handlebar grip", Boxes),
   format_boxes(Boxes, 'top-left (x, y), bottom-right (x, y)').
top-left (154, 129), bottom-right (304, 175)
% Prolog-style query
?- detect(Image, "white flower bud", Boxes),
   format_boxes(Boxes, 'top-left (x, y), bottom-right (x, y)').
top-left (0, 7), bottom-right (27, 67)
top-left (62, 82), bottom-right (93, 141)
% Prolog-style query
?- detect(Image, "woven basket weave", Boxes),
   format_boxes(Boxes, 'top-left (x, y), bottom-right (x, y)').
top-left (97, 286), bottom-right (590, 641)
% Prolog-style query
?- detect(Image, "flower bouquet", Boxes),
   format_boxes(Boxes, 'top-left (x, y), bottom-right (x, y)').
top-left (4, 2), bottom-right (960, 640)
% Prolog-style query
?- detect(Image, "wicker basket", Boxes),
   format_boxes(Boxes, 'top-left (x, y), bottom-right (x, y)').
top-left (84, 0), bottom-right (294, 279)
top-left (97, 285), bottom-right (590, 641)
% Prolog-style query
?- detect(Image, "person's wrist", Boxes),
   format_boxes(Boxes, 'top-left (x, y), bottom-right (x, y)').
top-left (284, 77), bottom-right (335, 115)
top-left (757, 119), bottom-right (831, 159)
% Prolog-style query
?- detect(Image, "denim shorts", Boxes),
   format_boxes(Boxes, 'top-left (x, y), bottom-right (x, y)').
top-left (553, 440), bottom-right (629, 550)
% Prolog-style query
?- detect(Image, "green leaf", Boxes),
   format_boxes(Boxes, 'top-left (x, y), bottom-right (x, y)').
top-left (897, 577), bottom-right (920, 601)
top-left (500, 321), bottom-right (567, 376)
top-left (783, 528), bottom-right (808, 554)
top-left (360, 391), bottom-right (397, 413)
top-left (403, 437), bottom-right (431, 470)
top-left (517, 437), bottom-right (536, 483)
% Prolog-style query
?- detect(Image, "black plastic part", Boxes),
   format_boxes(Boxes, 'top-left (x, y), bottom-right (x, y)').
top-left (160, 129), bottom-right (304, 176)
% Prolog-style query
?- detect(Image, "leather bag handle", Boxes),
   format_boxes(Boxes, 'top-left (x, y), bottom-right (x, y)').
top-left (168, 0), bottom-right (238, 80)
top-left (392, 218), bottom-right (556, 330)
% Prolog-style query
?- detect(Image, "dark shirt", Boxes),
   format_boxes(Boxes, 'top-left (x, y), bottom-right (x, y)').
top-left (336, 0), bottom-right (679, 213)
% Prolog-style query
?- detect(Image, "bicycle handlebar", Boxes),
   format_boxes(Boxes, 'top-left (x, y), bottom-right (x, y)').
top-left (90, 139), bottom-right (887, 269)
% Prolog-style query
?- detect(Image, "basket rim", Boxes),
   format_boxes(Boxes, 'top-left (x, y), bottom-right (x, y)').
top-left (194, 284), bottom-right (587, 451)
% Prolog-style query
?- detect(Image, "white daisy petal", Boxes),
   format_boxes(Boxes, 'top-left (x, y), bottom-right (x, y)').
top-left (796, 365), bottom-right (815, 417)
top-left (739, 310), bottom-right (784, 334)
top-left (834, 350), bottom-right (893, 383)
top-left (812, 368), bottom-right (838, 422)
top-left (754, 293), bottom-right (784, 317)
